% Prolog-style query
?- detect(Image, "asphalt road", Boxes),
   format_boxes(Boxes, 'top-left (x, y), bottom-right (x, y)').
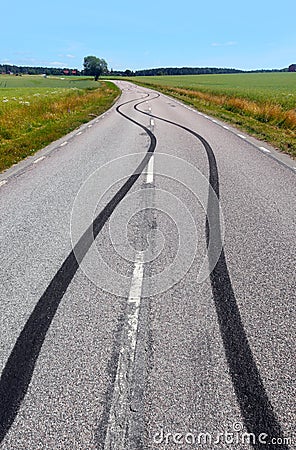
top-left (0, 81), bottom-right (295, 449)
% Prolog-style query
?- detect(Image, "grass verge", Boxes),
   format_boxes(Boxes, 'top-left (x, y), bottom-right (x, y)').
top-left (123, 75), bottom-right (296, 158)
top-left (0, 81), bottom-right (120, 172)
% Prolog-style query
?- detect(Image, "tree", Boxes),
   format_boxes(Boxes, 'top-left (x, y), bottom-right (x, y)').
top-left (83, 56), bottom-right (108, 80)
top-left (124, 69), bottom-right (134, 77)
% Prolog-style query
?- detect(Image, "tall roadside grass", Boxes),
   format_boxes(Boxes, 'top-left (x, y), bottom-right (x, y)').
top-left (167, 87), bottom-right (296, 129)
top-left (0, 81), bottom-right (120, 172)
top-left (125, 74), bottom-right (296, 158)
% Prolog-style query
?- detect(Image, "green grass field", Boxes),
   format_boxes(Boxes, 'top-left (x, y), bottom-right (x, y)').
top-left (0, 75), bottom-right (99, 90)
top-left (0, 75), bottom-right (120, 172)
top-left (126, 73), bottom-right (296, 157)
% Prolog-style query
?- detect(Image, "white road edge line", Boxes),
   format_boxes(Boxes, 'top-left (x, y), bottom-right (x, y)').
top-left (104, 252), bottom-right (144, 450)
top-left (0, 180), bottom-right (7, 187)
top-left (60, 141), bottom-right (68, 147)
top-left (259, 146), bottom-right (271, 153)
top-left (33, 156), bottom-right (46, 164)
top-left (146, 154), bottom-right (154, 184)
top-left (76, 131), bottom-right (83, 136)
top-left (162, 91), bottom-right (295, 172)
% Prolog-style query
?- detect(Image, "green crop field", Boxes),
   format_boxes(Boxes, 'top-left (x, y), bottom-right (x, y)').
top-left (131, 73), bottom-right (296, 107)
top-left (0, 75), bottom-right (120, 172)
top-left (127, 73), bottom-right (296, 157)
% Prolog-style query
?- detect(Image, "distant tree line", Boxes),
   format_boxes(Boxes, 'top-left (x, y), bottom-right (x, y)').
top-left (110, 66), bottom-right (289, 77)
top-left (0, 64), bottom-right (81, 76)
top-left (116, 67), bottom-right (245, 76)
top-left (0, 63), bottom-right (290, 78)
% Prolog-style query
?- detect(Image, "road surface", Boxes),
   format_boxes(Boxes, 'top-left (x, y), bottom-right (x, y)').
top-left (0, 81), bottom-right (295, 449)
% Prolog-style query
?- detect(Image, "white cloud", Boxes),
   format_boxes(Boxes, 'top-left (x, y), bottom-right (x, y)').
top-left (66, 54), bottom-right (75, 58)
top-left (0, 55), bottom-right (74, 68)
top-left (49, 61), bottom-right (67, 67)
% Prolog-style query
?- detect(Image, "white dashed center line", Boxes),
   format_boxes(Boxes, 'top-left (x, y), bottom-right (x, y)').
top-left (60, 141), bottom-right (68, 147)
top-left (145, 154), bottom-right (154, 184)
top-left (0, 180), bottom-right (7, 187)
top-left (104, 252), bottom-right (144, 449)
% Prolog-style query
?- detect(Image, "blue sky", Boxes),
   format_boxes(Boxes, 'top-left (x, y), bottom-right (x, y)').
top-left (1, 0), bottom-right (295, 71)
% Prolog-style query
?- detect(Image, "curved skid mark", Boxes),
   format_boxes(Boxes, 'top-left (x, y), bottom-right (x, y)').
top-left (0, 93), bottom-right (158, 444)
top-left (135, 98), bottom-right (288, 449)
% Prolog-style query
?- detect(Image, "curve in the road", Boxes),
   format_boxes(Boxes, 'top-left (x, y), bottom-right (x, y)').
top-left (134, 98), bottom-right (289, 450)
top-left (0, 93), bottom-right (158, 444)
